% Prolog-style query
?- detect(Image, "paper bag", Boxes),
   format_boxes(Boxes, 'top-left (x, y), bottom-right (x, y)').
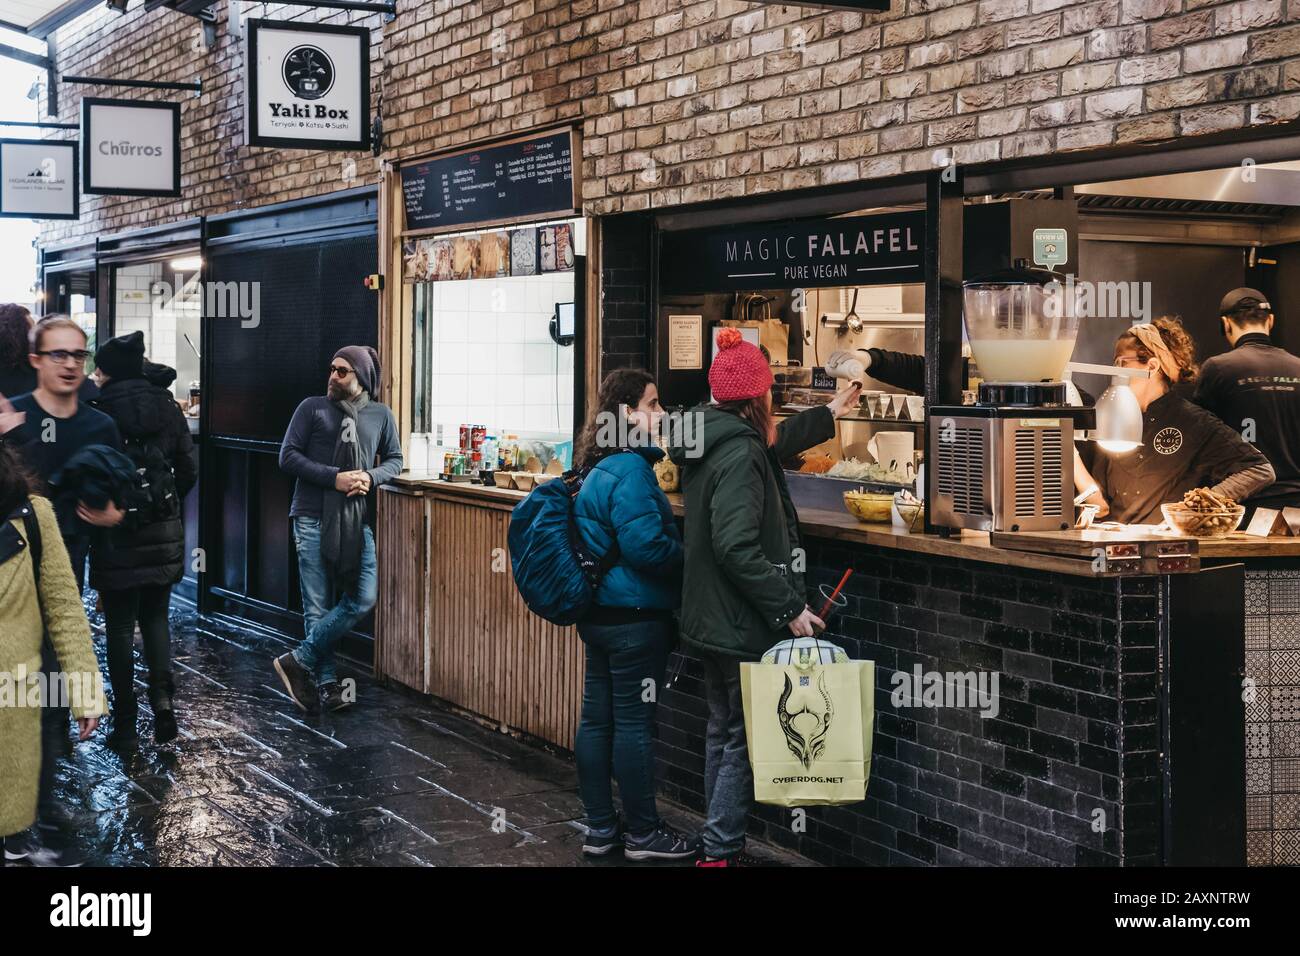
top-left (721, 319), bottom-right (789, 365)
top-left (740, 657), bottom-right (874, 807)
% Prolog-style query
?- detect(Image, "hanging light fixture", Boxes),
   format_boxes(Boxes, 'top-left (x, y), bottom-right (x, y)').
top-left (1092, 376), bottom-right (1143, 453)
top-left (1064, 361), bottom-right (1152, 453)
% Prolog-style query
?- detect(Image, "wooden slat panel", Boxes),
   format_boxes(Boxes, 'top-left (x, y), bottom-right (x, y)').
top-left (373, 487), bottom-right (426, 692)
top-left (424, 495), bottom-right (584, 749)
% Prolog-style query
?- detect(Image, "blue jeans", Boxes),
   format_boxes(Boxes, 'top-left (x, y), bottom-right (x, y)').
top-left (701, 652), bottom-right (752, 860)
top-left (292, 516), bottom-right (377, 684)
top-left (574, 615), bottom-right (674, 835)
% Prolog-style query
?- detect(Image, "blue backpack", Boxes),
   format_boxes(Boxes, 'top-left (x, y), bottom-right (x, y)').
top-left (508, 466), bottom-right (621, 626)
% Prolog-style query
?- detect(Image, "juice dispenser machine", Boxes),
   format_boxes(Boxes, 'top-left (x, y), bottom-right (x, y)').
top-left (928, 262), bottom-right (1092, 533)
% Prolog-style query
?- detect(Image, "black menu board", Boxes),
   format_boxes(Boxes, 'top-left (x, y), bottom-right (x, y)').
top-left (401, 128), bottom-right (577, 231)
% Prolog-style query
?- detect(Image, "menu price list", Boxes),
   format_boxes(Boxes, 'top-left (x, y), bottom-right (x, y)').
top-left (402, 130), bottom-right (574, 231)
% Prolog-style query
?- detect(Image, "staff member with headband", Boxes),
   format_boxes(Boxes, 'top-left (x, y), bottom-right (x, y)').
top-left (1076, 316), bottom-right (1275, 524)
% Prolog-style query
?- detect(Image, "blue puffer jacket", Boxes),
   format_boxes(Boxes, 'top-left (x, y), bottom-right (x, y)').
top-left (573, 447), bottom-right (683, 610)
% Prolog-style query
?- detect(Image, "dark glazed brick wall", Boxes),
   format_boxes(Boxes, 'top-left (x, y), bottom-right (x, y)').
top-left (599, 213), bottom-right (653, 373)
top-left (656, 539), bottom-right (1165, 867)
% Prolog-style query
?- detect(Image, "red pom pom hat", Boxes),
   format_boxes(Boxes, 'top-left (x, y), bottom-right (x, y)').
top-left (708, 327), bottom-right (773, 402)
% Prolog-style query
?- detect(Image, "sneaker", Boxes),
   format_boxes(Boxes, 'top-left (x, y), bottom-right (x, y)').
top-left (623, 823), bottom-right (698, 862)
top-left (273, 652), bottom-right (318, 713)
top-left (581, 821), bottom-right (623, 857)
top-left (106, 718), bottom-right (139, 750)
top-left (319, 682), bottom-right (351, 712)
top-left (3, 828), bottom-right (73, 867)
top-left (153, 705), bottom-right (178, 744)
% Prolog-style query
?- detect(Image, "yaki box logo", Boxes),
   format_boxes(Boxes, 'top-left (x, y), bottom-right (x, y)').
top-left (282, 45), bottom-right (335, 101)
top-left (247, 20), bottom-right (369, 150)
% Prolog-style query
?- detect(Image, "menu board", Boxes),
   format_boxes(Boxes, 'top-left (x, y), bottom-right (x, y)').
top-left (401, 128), bottom-right (576, 231)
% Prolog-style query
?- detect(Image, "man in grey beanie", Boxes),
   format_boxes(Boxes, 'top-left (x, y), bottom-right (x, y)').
top-left (274, 345), bottom-right (403, 712)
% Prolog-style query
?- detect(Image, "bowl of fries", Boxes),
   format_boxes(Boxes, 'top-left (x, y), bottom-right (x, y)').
top-left (1160, 487), bottom-right (1245, 538)
top-left (844, 489), bottom-right (894, 524)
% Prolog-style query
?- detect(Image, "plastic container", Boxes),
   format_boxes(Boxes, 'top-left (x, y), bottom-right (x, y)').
top-left (962, 262), bottom-right (1079, 383)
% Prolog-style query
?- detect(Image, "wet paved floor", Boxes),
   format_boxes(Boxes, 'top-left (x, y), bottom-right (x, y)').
top-left (28, 596), bottom-right (808, 867)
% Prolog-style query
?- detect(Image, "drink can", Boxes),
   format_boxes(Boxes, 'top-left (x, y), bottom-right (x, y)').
top-left (459, 424), bottom-right (472, 451)
top-left (471, 425), bottom-right (487, 451)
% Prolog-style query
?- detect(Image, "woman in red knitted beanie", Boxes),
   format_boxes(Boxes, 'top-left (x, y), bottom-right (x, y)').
top-left (666, 326), bottom-right (861, 865)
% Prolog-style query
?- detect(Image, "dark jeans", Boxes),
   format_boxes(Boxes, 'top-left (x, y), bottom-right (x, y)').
top-left (574, 615), bottom-right (674, 835)
top-left (701, 652), bottom-right (753, 860)
top-left (103, 584), bottom-right (176, 725)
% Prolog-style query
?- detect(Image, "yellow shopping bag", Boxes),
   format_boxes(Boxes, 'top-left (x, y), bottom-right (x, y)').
top-left (740, 652), bottom-right (874, 807)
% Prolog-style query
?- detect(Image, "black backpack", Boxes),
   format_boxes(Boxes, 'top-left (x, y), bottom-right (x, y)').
top-left (121, 434), bottom-right (181, 525)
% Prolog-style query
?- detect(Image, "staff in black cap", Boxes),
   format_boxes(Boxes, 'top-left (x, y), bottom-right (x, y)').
top-left (1195, 288), bottom-right (1300, 513)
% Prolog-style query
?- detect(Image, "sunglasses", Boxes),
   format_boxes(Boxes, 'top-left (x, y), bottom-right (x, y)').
top-left (328, 365), bottom-right (354, 378)
top-left (37, 349), bottom-right (91, 365)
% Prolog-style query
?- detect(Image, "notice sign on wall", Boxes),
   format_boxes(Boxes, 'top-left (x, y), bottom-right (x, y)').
top-left (81, 98), bottom-right (180, 197)
top-left (0, 139), bottom-right (78, 219)
top-left (245, 19), bottom-right (370, 151)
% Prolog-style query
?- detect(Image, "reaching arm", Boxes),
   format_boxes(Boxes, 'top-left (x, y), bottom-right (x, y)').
top-left (773, 404), bottom-right (836, 460)
top-left (1196, 412), bottom-right (1276, 503)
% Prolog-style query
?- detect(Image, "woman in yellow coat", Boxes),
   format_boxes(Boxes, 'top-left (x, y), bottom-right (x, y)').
top-left (0, 442), bottom-right (106, 848)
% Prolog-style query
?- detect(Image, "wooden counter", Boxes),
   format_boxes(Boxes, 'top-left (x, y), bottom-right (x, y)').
top-left (375, 477), bottom-right (584, 748)
top-left (390, 474), bottom-right (1300, 571)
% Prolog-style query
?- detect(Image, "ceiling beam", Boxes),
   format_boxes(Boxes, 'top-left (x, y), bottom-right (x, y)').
top-left (0, 41), bottom-right (51, 70)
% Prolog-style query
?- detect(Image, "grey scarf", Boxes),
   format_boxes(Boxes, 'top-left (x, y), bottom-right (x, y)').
top-left (321, 391), bottom-right (370, 589)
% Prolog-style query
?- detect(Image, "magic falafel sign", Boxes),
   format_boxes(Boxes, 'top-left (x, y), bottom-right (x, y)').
top-left (245, 19), bottom-right (371, 151)
top-left (660, 211), bottom-right (925, 294)
top-left (0, 139), bottom-right (78, 219)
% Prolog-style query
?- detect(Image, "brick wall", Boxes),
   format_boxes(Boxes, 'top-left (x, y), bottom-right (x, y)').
top-left (38, 3), bottom-right (384, 244)
top-left (656, 537), bottom-right (1165, 865)
top-left (598, 212), bottom-right (654, 370)
top-left (39, 0), bottom-right (1300, 251)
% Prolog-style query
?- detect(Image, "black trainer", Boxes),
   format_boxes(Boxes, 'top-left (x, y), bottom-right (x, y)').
top-left (581, 821), bottom-right (623, 857)
top-left (319, 682), bottom-right (352, 712)
top-left (153, 703), bottom-right (178, 744)
top-left (2, 828), bottom-right (73, 867)
top-left (623, 823), bottom-right (698, 862)
top-left (106, 717), bottom-right (139, 750)
top-left (273, 652), bottom-right (318, 713)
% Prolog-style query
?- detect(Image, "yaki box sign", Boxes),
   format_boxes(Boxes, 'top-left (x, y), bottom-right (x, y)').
top-left (245, 19), bottom-right (371, 151)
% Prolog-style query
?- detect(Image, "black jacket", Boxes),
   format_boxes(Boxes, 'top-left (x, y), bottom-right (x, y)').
top-left (1195, 333), bottom-right (1300, 508)
top-left (90, 376), bottom-right (197, 590)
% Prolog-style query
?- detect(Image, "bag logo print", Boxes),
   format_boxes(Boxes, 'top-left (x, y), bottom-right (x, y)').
top-left (778, 671), bottom-right (834, 769)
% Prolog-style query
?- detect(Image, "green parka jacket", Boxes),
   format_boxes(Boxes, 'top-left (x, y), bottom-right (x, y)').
top-left (667, 404), bottom-right (835, 659)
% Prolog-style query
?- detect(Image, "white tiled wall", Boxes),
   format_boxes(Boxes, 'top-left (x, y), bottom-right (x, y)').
top-left (113, 261), bottom-right (201, 399)
top-left (424, 271), bottom-right (576, 441)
